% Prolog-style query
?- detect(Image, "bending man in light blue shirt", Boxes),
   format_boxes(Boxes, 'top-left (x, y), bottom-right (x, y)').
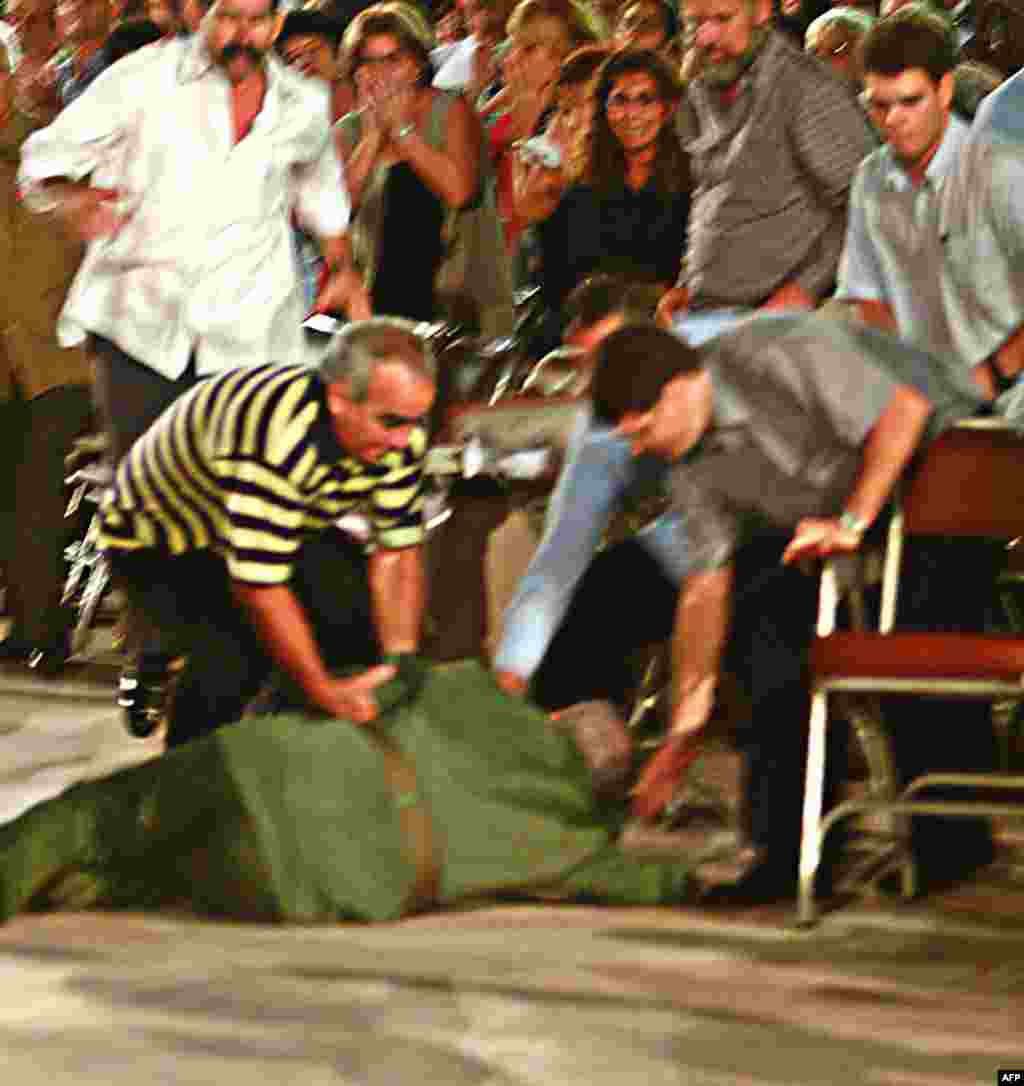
top-left (494, 278), bottom-right (690, 707)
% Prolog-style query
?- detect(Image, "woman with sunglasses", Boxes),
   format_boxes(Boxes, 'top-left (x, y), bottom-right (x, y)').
top-left (518, 48), bottom-right (691, 348)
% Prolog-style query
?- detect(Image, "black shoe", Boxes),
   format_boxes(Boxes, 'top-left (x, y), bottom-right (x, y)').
top-left (119, 665), bottom-right (169, 738)
top-left (699, 854), bottom-right (798, 907)
top-left (27, 632), bottom-right (72, 678)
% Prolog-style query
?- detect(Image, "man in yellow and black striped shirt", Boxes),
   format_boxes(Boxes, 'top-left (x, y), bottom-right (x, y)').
top-left (101, 318), bottom-right (436, 746)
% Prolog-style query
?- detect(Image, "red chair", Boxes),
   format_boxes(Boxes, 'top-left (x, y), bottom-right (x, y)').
top-left (797, 420), bottom-right (1024, 925)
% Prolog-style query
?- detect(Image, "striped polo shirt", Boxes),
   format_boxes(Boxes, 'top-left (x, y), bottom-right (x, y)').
top-left (98, 364), bottom-right (427, 585)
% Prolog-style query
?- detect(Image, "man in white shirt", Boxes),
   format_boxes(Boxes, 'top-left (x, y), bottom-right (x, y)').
top-left (19, 0), bottom-right (370, 461)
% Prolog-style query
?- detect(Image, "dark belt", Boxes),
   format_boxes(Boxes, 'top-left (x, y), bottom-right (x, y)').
top-left (366, 729), bottom-right (441, 914)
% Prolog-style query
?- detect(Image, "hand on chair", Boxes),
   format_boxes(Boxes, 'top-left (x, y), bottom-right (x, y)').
top-left (782, 517), bottom-right (863, 566)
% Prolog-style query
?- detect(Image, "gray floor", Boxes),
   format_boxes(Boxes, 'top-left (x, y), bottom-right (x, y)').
top-left (0, 660), bottom-right (1022, 1086)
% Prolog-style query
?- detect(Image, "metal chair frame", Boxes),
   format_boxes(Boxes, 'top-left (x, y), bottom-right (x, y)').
top-left (797, 420), bottom-right (1024, 926)
top-left (61, 459), bottom-right (116, 658)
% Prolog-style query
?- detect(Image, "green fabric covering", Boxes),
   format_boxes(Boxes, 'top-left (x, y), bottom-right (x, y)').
top-left (0, 662), bottom-right (692, 923)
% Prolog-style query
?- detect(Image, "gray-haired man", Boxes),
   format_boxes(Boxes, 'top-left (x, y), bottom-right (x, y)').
top-left (99, 319), bottom-right (435, 745)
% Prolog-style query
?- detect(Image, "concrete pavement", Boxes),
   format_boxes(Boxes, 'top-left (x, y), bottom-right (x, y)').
top-left (0, 660), bottom-right (1021, 1086)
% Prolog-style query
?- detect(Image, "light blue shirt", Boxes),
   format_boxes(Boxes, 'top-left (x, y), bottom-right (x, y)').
top-left (836, 115), bottom-right (972, 358)
top-left (973, 68), bottom-right (1024, 145)
top-left (837, 114), bottom-right (1024, 404)
top-left (494, 409), bottom-right (691, 680)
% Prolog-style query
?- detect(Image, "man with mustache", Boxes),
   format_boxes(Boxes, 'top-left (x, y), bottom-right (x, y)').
top-left (19, 0), bottom-right (369, 733)
top-left (656, 0), bottom-right (875, 345)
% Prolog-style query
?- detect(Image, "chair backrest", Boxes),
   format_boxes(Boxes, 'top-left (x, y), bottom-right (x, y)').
top-left (809, 421), bottom-right (1023, 639)
top-left (900, 422), bottom-right (1024, 540)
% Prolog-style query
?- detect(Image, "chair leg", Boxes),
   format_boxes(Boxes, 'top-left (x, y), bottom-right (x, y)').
top-left (797, 689), bottom-right (830, 926)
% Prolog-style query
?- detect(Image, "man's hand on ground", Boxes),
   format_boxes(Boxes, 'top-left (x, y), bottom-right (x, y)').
top-left (631, 676), bottom-right (713, 820)
top-left (630, 734), bottom-right (701, 821)
top-left (314, 664), bottom-right (396, 723)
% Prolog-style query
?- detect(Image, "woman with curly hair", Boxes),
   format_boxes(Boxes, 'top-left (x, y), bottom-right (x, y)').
top-left (520, 47), bottom-right (692, 345)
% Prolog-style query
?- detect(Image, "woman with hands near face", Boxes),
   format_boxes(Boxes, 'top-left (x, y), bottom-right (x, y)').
top-left (526, 48), bottom-right (692, 349)
top-left (337, 3), bottom-right (480, 321)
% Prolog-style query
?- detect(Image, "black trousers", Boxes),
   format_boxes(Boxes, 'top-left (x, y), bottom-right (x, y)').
top-left (0, 384), bottom-right (93, 647)
top-left (90, 333), bottom-right (200, 463)
top-left (530, 538), bottom-right (679, 714)
top-left (111, 529), bottom-right (381, 748)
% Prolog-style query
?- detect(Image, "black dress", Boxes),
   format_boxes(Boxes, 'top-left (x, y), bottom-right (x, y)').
top-left (371, 162), bottom-right (446, 322)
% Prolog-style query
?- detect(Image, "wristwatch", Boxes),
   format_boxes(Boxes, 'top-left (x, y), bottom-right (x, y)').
top-left (395, 121), bottom-right (416, 141)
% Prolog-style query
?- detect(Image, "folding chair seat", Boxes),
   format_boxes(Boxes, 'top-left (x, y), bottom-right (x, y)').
top-left (797, 420), bottom-right (1024, 926)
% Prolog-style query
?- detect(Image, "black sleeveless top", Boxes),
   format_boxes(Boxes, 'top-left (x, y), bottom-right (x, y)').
top-left (370, 161), bottom-right (446, 322)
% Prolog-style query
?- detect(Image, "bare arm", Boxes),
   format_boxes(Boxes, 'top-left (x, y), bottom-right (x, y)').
top-left (844, 384), bottom-right (932, 525)
top-left (311, 230), bottom-right (371, 318)
top-left (782, 383), bottom-right (933, 564)
top-left (631, 564), bottom-right (733, 819)
top-left (669, 564), bottom-right (734, 739)
top-left (388, 91), bottom-right (480, 210)
top-left (974, 322), bottom-right (1024, 400)
top-left (232, 581), bottom-right (394, 722)
top-left (368, 545), bottom-right (426, 655)
top-left (338, 114), bottom-right (385, 210)
top-left (512, 155), bottom-right (565, 225)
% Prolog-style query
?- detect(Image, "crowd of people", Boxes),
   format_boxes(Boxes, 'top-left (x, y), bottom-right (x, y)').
top-left (0, 0), bottom-right (1023, 915)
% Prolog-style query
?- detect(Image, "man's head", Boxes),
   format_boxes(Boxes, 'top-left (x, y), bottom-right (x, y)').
top-left (858, 10), bottom-right (957, 168)
top-left (275, 9), bottom-right (343, 82)
top-left (563, 274), bottom-right (661, 354)
top-left (592, 325), bottom-right (711, 459)
top-left (206, 0), bottom-right (282, 84)
top-left (681, 0), bottom-right (774, 87)
top-left (320, 318), bottom-right (436, 464)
